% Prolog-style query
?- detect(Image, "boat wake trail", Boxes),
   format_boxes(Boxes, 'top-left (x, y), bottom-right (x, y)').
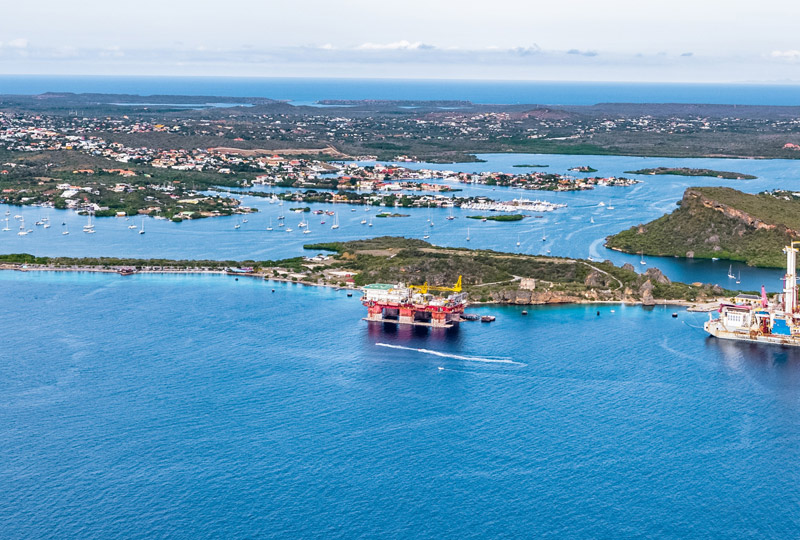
top-left (376, 343), bottom-right (524, 365)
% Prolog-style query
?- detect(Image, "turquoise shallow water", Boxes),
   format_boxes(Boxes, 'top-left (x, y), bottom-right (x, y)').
top-left (3, 271), bottom-right (800, 538)
top-left (4, 152), bottom-right (799, 291)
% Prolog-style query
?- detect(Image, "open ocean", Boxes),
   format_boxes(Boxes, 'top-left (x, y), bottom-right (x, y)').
top-left (4, 272), bottom-right (800, 539)
top-left (4, 77), bottom-right (800, 538)
top-left (3, 75), bottom-right (800, 106)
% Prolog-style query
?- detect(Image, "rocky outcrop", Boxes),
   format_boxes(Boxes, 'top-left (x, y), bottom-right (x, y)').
top-left (490, 289), bottom-right (582, 305)
top-left (584, 269), bottom-right (609, 287)
top-left (644, 267), bottom-right (670, 285)
top-left (685, 188), bottom-right (797, 235)
top-left (639, 279), bottom-right (655, 306)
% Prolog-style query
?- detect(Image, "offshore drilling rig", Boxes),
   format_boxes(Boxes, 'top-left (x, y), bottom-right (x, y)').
top-left (361, 276), bottom-right (467, 328)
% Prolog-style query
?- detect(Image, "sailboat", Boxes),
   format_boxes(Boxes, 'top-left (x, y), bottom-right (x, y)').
top-left (423, 228), bottom-right (430, 240)
top-left (17, 217), bottom-right (28, 236)
top-left (541, 227), bottom-right (547, 242)
top-left (447, 206), bottom-right (455, 220)
top-left (267, 218), bottom-right (273, 231)
top-left (736, 271), bottom-right (741, 285)
top-left (590, 217), bottom-right (595, 224)
top-left (727, 265), bottom-right (735, 279)
top-left (128, 222), bottom-right (137, 229)
top-left (234, 219), bottom-right (241, 229)
top-left (368, 216), bottom-right (373, 227)
top-left (360, 217), bottom-right (367, 225)
top-left (516, 234), bottom-right (521, 247)
top-left (62, 223), bottom-right (69, 235)
top-left (83, 213), bottom-right (94, 232)
top-left (303, 223), bottom-right (311, 234)
top-left (640, 251), bottom-right (646, 265)
top-left (466, 227), bottom-right (470, 241)
top-left (2, 217), bottom-right (9, 231)
top-left (331, 213), bottom-right (339, 229)
top-left (139, 220), bottom-right (145, 234)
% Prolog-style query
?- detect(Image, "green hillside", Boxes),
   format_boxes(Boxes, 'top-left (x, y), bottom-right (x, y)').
top-left (606, 187), bottom-right (799, 268)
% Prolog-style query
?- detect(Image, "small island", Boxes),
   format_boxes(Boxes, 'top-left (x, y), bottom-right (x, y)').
top-left (375, 212), bottom-right (410, 218)
top-left (568, 166), bottom-right (598, 173)
top-left (466, 214), bottom-right (524, 221)
top-left (624, 167), bottom-right (757, 180)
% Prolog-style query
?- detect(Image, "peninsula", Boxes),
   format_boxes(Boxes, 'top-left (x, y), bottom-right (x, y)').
top-left (606, 187), bottom-right (800, 267)
top-left (0, 237), bottom-right (731, 306)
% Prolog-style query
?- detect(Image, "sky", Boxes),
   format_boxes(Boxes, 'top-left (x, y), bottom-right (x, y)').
top-left (3, 0), bottom-right (800, 82)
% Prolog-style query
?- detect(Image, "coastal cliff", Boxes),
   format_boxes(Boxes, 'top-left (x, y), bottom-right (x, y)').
top-left (606, 187), bottom-right (799, 267)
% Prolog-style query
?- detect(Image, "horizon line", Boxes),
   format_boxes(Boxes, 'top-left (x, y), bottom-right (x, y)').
top-left (2, 73), bottom-right (800, 86)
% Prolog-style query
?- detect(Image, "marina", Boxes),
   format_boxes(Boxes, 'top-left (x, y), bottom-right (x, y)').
top-left (4, 151), bottom-right (798, 291)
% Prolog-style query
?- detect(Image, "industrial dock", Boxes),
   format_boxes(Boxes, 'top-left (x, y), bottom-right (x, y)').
top-left (705, 241), bottom-right (800, 346)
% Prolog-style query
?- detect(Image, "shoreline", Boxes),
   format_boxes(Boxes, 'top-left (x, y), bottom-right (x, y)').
top-left (1, 263), bottom-right (721, 311)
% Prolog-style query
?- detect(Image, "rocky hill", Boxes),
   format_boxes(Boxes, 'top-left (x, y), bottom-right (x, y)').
top-left (306, 237), bottom-right (727, 305)
top-left (606, 187), bottom-right (799, 267)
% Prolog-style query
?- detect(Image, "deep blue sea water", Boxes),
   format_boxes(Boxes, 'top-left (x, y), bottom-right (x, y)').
top-left (3, 271), bottom-right (800, 538)
top-left (4, 75), bottom-right (800, 106)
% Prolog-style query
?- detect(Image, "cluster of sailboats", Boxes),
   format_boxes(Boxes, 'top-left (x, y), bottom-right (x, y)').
top-left (262, 210), bottom-right (344, 233)
top-left (1, 209), bottom-right (150, 237)
top-left (3, 210), bottom-right (48, 236)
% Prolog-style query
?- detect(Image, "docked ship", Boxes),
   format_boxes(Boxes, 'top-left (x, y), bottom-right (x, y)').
top-left (705, 242), bottom-right (800, 346)
top-left (361, 276), bottom-right (467, 328)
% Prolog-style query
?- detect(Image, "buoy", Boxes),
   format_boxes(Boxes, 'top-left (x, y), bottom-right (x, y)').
top-left (271, 289), bottom-right (275, 292)
top-left (235, 277), bottom-right (238, 281)
top-left (596, 310), bottom-right (600, 316)
top-left (521, 310), bottom-right (528, 315)
top-left (672, 313), bottom-right (678, 318)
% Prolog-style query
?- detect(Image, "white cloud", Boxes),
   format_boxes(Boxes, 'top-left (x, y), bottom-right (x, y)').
top-left (566, 49), bottom-right (598, 57)
top-left (8, 38), bottom-right (29, 49)
top-left (771, 50), bottom-right (800, 60)
top-left (357, 40), bottom-right (435, 51)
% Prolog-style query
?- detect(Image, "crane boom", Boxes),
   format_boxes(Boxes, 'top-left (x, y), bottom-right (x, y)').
top-left (411, 275), bottom-right (462, 294)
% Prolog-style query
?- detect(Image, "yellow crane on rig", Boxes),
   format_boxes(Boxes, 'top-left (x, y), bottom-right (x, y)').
top-left (409, 275), bottom-right (462, 295)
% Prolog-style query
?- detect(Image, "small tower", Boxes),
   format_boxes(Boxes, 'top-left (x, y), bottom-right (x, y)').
top-left (783, 242), bottom-right (799, 313)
